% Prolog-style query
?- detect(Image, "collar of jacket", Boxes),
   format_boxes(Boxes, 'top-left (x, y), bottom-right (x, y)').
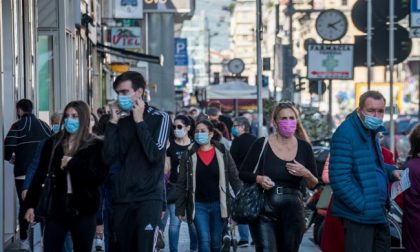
top-left (349, 110), bottom-right (385, 142)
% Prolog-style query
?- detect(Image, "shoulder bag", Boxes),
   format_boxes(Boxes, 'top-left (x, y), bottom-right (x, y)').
top-left (231, 138), bottom-right (268, 224)
top-left (35, 139), bottom-right (57, 219)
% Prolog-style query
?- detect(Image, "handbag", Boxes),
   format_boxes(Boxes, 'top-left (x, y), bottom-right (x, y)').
top-left (231, 138), bottom-right (268, 224)
top-left (35, 139), bottom-right (57, 219)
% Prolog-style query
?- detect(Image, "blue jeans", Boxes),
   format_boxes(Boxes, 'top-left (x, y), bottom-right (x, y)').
top-left (238, 224), bottom-right (249, 242)
top-left (167, 203), bottom-right (198, 252)
top-left (193, 201), bottom-right (224, 252)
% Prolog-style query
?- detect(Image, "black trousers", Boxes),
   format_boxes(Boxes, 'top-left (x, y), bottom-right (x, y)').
top-left (343, 219), bottom-right (390, 252)
top-left (15, 179), bottom-right (28, 240)
top-left (109, 200), bottom-right (162, 252)
top-left (249, 193), bottom-right (305, 252)
top-left (43, 211), bottom-right (96, 252)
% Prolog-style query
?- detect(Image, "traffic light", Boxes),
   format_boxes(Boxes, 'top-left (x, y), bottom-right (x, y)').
top-left (294, 77), bottom-right (306, 92)
top-left (351, 0), bottom-right (412, 66)
top-left (309, 80), bottom-right (326, 95)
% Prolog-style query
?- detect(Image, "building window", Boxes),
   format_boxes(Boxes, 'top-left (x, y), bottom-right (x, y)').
top-left (37, 35), bottom-right (54, 111)
top-left (342, 0), bottom-right (347, 5)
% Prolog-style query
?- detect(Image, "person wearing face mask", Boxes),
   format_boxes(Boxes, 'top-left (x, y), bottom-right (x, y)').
top-left (103, 71), bottom-right (170, 251)
top-left (329, 90), bottom-right (401, 252)
top-left (176, 119), bottom-right (242, 252)
top-left (23, 101), bottom-right (109, 252)
top-left (239, 102), bottom-right (318, 252)
top-left (229, 116), bottom-right (257, 247)
top-left (164, 115), bottom-right (198, 252)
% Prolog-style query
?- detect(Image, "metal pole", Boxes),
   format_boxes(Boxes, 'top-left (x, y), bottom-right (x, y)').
top-left (389, 0), bottom-right (395, 155)
top-left (367, 0), bottom-right (372, 90)
top-left (256, 0), bottom-right (264, 137)
top-left (207, 27), bottom-right (211, 85)
top-left (0, 0), bottom-right (4, 249)
top-left (328, 79), bottom-right (333, 133)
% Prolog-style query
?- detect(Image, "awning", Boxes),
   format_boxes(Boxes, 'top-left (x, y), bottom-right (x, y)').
top-left (96, 43), bottom-right (162, 65)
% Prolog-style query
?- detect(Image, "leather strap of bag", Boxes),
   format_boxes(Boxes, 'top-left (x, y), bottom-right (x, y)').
top-left (252, 137), bottom-right (268, 174)
top-left (46, 138), bottom-right (58, 177)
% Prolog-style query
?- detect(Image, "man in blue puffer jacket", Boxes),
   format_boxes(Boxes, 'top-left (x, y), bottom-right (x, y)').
top-left (329, 90), bottom-right (401, 252)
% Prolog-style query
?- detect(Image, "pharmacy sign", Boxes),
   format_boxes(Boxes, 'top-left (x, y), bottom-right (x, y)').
top-left (307, 44), bottom-right (354, 80)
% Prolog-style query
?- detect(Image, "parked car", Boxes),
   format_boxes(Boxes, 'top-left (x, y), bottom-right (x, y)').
top-left (382, 117), bottom-right (419, 163)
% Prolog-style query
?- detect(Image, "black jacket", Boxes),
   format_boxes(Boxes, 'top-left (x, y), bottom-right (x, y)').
top-left (176, 141), bottom-right (242, 222)
top-left (4, 114), bottom-right (52, 177)
top-left (24, 135), bottom-right (109, 214)
top-left (103, 106), bottom-right (170, 204)
top-left (230, 133), bottom-right (257, 170)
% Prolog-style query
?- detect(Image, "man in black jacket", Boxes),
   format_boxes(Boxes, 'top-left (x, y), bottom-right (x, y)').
top-left (4, 99), bottom-right (52, 250)
top-left (103, 71), bottom-right (170, 252)
top-left (229, 116), bottom-right (257, 247)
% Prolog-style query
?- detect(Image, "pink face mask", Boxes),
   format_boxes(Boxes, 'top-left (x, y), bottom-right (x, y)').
top-left (277, 119), bottom-right (297, 137)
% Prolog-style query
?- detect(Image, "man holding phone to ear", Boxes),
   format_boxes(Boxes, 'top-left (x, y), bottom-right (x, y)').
top-left (103, 71), bottom-right (171, 252)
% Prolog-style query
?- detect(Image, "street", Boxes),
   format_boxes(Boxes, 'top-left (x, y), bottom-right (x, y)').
top-left (161, 223), bottom-right (321, 252)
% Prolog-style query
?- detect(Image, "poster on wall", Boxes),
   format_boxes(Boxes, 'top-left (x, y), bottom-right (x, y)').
top-left (110, 27), bottom-right (143, 52)
top-left (114, 0), bottom-right (144, 19)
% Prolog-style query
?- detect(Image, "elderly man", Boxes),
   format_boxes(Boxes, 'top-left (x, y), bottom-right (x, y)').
top-left (329, 90), bottom-right (401, 252)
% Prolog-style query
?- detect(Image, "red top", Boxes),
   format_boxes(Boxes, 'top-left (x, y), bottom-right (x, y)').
top-left (197, 147), bottom-right (215, 166)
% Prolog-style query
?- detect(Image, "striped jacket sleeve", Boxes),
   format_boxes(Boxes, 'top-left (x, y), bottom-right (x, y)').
top-left (4, 120), bottom-right (25, 160)
top-left (135, 109), bottom-right (170, 164)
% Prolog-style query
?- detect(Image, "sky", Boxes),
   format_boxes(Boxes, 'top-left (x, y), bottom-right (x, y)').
top-left (196, 0), bottom-right (234, 51)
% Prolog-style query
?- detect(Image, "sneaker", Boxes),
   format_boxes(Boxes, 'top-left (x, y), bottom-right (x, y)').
top-left (221, 235), bottom-right (231, 252)
top-left (155, 230), bottom-right (165, 249)
top-left (95, 237), bottom-right (104, 251)
top-left (19, 239), bottom-right (30, 250)
top-left (237, 240), bottom-right (249, 247)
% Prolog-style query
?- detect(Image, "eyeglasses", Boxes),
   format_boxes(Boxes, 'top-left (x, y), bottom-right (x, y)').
top-left (173, 125), bottom-right (184, 130)
top-left (233, 124), bottom-right (241, 127)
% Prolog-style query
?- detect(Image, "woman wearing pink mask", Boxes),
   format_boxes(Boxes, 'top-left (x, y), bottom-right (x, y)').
top-left (239, 102), bottom-right (318, 252)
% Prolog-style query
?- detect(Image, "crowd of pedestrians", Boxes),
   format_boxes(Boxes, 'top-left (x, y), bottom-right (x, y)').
top-left (3, 71), bottom-right (420, 252)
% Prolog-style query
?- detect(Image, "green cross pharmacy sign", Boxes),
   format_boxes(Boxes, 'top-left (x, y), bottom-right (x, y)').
top-left (307, 44), bottom-right (354, 80)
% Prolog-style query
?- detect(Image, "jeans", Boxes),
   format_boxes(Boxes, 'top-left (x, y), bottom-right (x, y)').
top-left (15, 179), bottom-right (28, 240)
top-left (193, 201), bottom-right (224, 252)
top-left (167, 203), bottom-right (198, 252)
top-left (238, 224), bottom-right (249, 242)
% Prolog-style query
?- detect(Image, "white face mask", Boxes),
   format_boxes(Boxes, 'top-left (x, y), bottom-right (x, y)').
top-left (174, 128), bottom-right (187, 139)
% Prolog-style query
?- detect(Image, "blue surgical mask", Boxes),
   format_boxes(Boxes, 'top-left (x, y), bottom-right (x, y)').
top-left (64, 118), bottom-right (80, 134)
top-left (117, 94), bottom-right (134, 111)
top-left (51, 124), bottom-right (60, 133)
top-left (231, 127), bottom-right (239, 137)
top-left (194, 132), bottom-right (209, 145)
top-left (363, 114), bottom-right (383, 130)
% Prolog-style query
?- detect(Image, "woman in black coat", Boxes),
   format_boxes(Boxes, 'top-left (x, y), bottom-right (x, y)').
top-left (24, 100), bottom-right (109, 252)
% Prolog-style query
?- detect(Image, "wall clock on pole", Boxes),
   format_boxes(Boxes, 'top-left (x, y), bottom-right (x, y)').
top-left (227, 58), bottom-right (245, 75)
top-left (315, 9), bottom-right (348, 41)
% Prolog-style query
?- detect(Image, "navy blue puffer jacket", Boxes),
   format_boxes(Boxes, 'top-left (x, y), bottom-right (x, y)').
top-left (329, 111), bottom-right (396, 224)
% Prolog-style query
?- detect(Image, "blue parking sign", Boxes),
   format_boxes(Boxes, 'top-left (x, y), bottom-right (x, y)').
top-left (174, 38), bottom-right (188, 66)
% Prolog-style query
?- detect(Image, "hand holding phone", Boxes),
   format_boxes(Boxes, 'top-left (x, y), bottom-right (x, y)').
top-left (132, 97), bottom-right (145, 123)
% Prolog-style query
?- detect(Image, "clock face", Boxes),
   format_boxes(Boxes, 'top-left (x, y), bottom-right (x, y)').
top-left (315, 9), bottom-right (348, 41)
top-left (228, 58), bottom-right (245, 75)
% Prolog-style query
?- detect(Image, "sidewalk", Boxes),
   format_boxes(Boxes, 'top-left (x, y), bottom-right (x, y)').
top-left (161, 223), bottom-right (321, 252)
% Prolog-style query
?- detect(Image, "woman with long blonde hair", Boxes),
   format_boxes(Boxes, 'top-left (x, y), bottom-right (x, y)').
top-left (239, 101), bottom-right (318, 252)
